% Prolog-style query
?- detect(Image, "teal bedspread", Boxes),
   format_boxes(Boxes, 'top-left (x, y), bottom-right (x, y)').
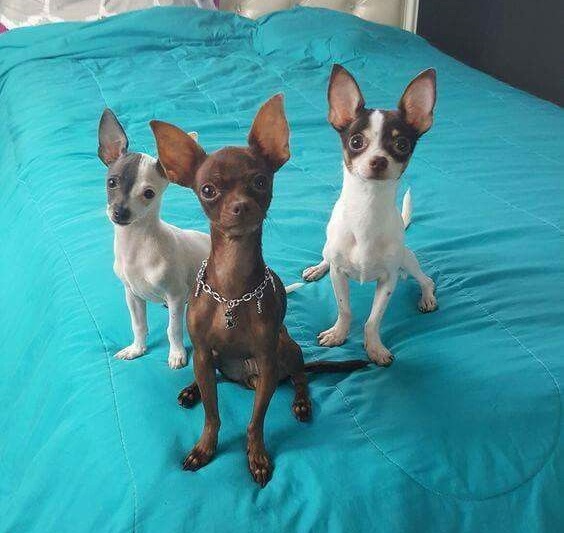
top-left (0, 7), bottom-right (563, 533)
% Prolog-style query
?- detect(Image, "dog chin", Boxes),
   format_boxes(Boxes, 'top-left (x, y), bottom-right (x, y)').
top-left (355, 170), bottom-right (395, 182)
top-left (109, 216), bottom-right (132, 226)
top-left (218, 222), bottom-right (261, 237)
top-left (365, 167), bottom-right (406, 182)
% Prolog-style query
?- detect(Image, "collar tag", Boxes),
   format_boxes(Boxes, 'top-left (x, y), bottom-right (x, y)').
top-left (194, 258), bottom-right (273, 330)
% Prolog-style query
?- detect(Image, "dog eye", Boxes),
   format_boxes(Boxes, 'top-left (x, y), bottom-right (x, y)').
top-left (394, 136), bottom-right (411, 153)
top-left (253, 174), bottom-right (268, 190)
top-left (107, 177), bottom-right (118, 189)
top-left (143, 189), bottom-right (155, 200)
top-left (201, 184), bottom-right (217, 199)
top-left (349, 133), bottom-right (365, 152)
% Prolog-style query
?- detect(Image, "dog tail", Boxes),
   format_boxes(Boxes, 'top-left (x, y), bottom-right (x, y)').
top-left (401, 187), bottom-right (412, 229)
top-left (304, 359), bottom-right (370, 373)
top-left (285, 282), bottom-right (304, 294)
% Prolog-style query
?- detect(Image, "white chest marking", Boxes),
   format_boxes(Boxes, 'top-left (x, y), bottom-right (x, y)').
top-left (323, 167), bottom-right (405, 283)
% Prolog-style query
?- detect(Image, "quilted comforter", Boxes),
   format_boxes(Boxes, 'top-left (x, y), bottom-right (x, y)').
top-left (0, 6), bottom-right (563, 533)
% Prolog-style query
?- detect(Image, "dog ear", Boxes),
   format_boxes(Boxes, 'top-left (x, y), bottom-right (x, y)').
top-left (98, 109), bottom-right (128, 166)
top-left (327, 64), bottom-right (366, 131)
top-left (248, 93), bottom-right (290, 172)
top-left (398, 68), bottom-right (437, 135)
top-left (150, 121), bottom-right (206, 188)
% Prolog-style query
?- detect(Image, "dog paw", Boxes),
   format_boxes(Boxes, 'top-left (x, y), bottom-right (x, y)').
top-left (183, 442), bottom-right (215, 471)
top-left (114, 344), bottom-right (146, 360)
top-left (178, 383), bottom-right (200, 408)
top-left (418, 293), bottom-right (438, 313)
top-left (318, 325), bottom-right (348, 347)
top-left (292, 396), bottom-right (312, 422)
top-left (248, 449), bottom-right (273, 487)
top-left (302, 263), bottom-right (328, 282)
top-left (168, 348), bottom-right (187, 369)
top-left (366, 343), bottom-right (394, 367)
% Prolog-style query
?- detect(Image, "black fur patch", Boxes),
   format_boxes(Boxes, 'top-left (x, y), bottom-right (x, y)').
top-left (380, 110), bottom-right (420, 164)
top-left (106, 152), bottom-right (142, 206)
top-left (337, 107), bottom-right (373, 172)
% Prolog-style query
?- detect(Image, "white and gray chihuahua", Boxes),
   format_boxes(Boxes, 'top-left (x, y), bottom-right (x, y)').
top-left (303, 65), bottom-right (438, 366)
top-left (98, 109), bottom-right (210, 369)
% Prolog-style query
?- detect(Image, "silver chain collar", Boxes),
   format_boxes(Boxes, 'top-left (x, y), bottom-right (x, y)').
top-left (194, 258), bottom-right (276, 329)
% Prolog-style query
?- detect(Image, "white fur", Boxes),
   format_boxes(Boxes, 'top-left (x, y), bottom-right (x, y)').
top-left (112, 154), bottom-right (210, 369)
top-left (303, 113), bottom-right (436, 365)
top-left (401, 187), bottom-right (412, 229)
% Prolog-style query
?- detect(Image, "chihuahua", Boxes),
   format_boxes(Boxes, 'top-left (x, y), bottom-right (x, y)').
top-left (98, 109), bottom-right (210, 369)
top-left (151, 95), bottom-right (367, 486)
top-left (302, 65), bottom-right (438, 366)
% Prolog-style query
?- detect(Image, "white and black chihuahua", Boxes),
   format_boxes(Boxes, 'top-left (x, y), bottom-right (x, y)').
top-left (98, 109), bottom-right (210, 369)
top-left (303, 65), bottom-right (438, 366)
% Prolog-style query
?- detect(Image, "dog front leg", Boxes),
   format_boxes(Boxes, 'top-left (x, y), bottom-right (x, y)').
top-left (115, 288), bottom-right (147, 360)
top-left (183, 347), bottom-right (219, 471)
top-left (247, 355), bottom-right (277, 487)
top-left (364, 272), bottom-right (398, 366)
top-left (318, 265), bottom-right (351, 347)
top-left (166, 298), bottom-right (187, 369)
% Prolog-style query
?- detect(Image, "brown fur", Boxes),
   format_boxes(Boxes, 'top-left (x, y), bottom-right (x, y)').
top-left (152, 95), bottom-right (310, 487)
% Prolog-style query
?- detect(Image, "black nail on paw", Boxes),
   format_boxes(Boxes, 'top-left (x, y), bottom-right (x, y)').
top-left (178, 385), bottom-right (200, 408)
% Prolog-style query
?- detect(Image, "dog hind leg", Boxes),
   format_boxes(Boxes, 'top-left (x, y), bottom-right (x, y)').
top-left (166, 297), bottom-right (188, 369)
top-left (402, 247), bottom-right (437, 313)
top-left (278, 327), bottom-right (312, 422)
top-left (178, 381), bottom-right (200, 408)
top-left (302, 259), bottom-right (330, 282)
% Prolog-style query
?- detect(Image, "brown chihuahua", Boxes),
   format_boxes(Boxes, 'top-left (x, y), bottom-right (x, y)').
top-left (151, 94), bottom-right (367, 487)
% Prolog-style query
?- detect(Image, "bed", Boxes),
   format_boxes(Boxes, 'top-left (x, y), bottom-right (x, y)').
top-left (0, 5), bottom-right (562, 533)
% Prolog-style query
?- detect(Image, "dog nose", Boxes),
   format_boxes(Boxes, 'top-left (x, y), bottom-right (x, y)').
top-left (370, 156), bottom-right (388, 173)
top-left (112, 206), bottom-right (130, 223)
top-left (231, 201), bottom-right (249, 216)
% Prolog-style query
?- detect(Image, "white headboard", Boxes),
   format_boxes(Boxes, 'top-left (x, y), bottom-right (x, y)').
top-left (219, 0), bottom-right (419, 32)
